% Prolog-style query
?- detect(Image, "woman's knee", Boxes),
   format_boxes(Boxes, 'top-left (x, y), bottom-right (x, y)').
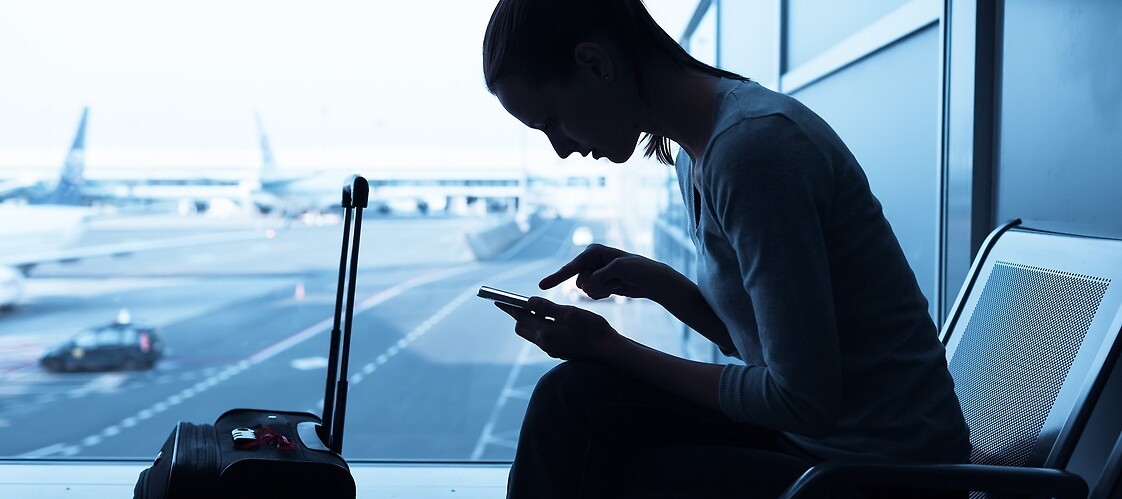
top-left (527, 361), bottom-right (616, 416)
top-left (538, 360), bottom-right (608, 389)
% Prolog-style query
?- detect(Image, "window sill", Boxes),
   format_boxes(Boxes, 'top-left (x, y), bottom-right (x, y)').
top-left (0, 461), bottom-right (510, 498)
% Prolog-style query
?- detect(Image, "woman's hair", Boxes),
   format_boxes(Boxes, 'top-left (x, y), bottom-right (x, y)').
top-left (482, 0), bottom-right (747, 165)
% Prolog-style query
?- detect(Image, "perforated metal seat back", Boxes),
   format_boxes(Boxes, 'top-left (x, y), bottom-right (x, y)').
top-left (943, 226), bottom-right (1122, 471)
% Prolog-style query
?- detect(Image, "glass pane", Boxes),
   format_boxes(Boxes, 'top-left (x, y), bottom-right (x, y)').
top-left (688, 3), bottom-right (719, 67)
top-left (784, 0), bottom-right (910, 70)
top-left (94, 328), bottom-right (121, 346)
top-left (120, 327), bottom-right (137, 345)
top-left (73, 332), bottom-right (97, 349)
top-left (0, 0), bottom-right (701, 461)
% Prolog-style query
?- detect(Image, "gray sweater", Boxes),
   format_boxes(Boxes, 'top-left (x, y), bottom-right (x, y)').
top-left (676, 78), bottom-right (969, 462)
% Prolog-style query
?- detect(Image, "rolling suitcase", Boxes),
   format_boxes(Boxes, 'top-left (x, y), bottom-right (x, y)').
top-left (134, 175), bottom-right (370, 498)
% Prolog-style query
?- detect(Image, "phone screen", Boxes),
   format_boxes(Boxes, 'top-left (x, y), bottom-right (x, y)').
top-left (477, 286), bottom-right (530, 308)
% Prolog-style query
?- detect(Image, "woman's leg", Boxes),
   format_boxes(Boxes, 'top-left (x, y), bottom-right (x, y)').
top-left (507, 360), bottom-right (803, 499)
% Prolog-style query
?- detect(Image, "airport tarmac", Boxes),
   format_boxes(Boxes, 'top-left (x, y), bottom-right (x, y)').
top-left (0, 213), bottom-right (687, 461)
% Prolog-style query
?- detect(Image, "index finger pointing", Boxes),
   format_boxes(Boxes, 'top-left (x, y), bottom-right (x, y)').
top-left (539, 256), bottom-right (588, 289)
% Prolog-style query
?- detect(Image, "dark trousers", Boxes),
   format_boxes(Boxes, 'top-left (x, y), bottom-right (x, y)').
top-left (507, 361), bottom-right (816, 499)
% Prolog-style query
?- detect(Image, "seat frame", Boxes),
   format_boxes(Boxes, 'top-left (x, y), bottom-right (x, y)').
top-left (781, 219), bottom-right (1122, 499)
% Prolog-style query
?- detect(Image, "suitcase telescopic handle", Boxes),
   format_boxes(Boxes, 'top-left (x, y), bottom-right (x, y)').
top-left (343, 175), bottom-right (369, 209)
top-left (321, 174), bottom-right (367, 453)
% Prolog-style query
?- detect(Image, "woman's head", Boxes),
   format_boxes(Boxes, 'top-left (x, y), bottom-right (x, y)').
top-left (483, 0), bottom-right (664, 92)
top-left (483, 0), bottom-right (745, 165)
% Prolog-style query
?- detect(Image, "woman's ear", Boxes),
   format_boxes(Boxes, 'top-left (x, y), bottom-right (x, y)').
top-left (573, 42), bottom-right (614, 82)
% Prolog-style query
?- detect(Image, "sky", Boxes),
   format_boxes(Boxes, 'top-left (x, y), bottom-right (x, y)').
top-left (0, 0), bottom-right (696, 173)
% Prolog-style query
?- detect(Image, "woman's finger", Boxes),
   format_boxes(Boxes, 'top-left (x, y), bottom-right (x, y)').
top-left (527, 296), bottom-right (588, 325)
top-left (539, 256), bottom-right (587, 289)
top-left (538, 244), bottom-right (619, 289)
top-left (495, 302), bottom-right (530, 320)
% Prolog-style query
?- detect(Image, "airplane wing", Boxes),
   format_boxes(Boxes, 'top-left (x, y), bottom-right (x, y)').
top-left (0, 230), bottom-right (271, 275)
top-left (0, 178), bottom-right (43, 202)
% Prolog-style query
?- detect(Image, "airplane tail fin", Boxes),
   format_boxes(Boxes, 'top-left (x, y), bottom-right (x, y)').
top-left (34, 107), bottom-right (88, 205)
top-left (256, 112), bottom-right (279, 182)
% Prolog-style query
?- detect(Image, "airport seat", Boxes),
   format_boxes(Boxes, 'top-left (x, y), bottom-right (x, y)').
top-left (624, 219), bottom-right (1122, 498)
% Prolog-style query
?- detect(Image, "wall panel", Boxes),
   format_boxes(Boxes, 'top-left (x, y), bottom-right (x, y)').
top-left (993, 0), bottom-right (1122, 227)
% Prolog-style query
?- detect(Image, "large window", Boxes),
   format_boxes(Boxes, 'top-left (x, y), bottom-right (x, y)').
top-left (0, 0), bottom-right (698, 461)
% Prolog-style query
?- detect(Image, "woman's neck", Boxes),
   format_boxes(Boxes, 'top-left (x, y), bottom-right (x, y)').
top-left (637, 61), bottom-right (722, 163)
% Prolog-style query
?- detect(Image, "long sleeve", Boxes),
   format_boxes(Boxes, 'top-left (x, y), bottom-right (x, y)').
top-left (685, 79), bottom-right (968, 462)
top-left (702, 114), bottom-right (842, 437)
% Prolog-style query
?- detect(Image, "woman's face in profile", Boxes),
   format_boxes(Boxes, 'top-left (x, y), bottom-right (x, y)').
top-left (493, 74), bottom-right (640, 164)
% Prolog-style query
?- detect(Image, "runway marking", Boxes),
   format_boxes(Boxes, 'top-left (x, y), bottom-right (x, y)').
top-left (246, 264), bottom-right (480, 366)
top-left (17, 263), bottom-right (481, 458)
top-left (471, 224), bottom-right (579, 460)
top-left (17, 443), bottom-right (73, 459)
top-left (310, 259), bottom-right (553, 413)
top-left (68, 373), bottom-right (127, 397)
top-left (19, 222), bottom-right (564, 458)
top-left (291, 356), bottom-right (329, 370)
top-left (471, 341), bottom-right (533, 460)
top-left (314, 288), bottom-right (479, 411)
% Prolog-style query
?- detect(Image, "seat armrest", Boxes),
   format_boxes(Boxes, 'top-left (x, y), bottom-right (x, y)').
top-left (780, 461), bottom-right (1088, 499)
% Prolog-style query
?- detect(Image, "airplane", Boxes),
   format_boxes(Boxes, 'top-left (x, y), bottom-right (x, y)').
top-left (0, 109), bottom-right (270, 310)
top-left (0, 108), bottom-right (521, 221)
top-left (0, 107), bottom-right (95, 309)
top-left (248, 113), bottom-right (345, 216)
top-left (0, 203), bottom-right (88, 309)
top-left (247, 115), bottom-right (516, 217)
top-left (4, 106), bottom-right (581, 225)
top-left (0, 107), bottom-right (88, 206)
top-left (181, 116), bottom-right (599, 220)
top-left (0, 108), bottom-right (250, 214)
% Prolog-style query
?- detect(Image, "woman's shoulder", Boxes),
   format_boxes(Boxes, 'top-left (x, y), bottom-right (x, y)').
top-left (718, 80), bottom-right (807, 125)
top-left (708, 80), bottom-right (848, 167)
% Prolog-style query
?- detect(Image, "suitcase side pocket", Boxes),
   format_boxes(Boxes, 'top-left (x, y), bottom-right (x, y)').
top-left (167, 422), bottom-right (221, 499)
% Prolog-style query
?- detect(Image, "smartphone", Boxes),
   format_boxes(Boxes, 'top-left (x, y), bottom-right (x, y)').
top-left (477, 286), bottom-right (530, 308)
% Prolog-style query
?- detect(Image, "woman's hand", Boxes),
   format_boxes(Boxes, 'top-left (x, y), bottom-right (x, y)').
top-left (494, 297), bottom-right (623, 362)
top-left (539, 244), bottom-right (685, 302)
top-left (495, 296), bottom-right (725, 413)
top-left (543, 244), bottom-right (738, 354)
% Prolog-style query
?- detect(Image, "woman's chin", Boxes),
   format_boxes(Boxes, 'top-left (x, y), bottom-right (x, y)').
top-left (604, 149), bottom-right (633, 164)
